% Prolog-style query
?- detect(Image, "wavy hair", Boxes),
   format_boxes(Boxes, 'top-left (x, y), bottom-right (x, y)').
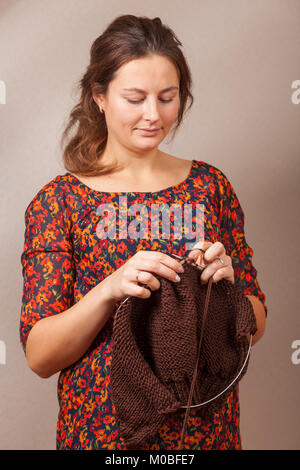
top-left (60, 14), bottom-right (194, 176)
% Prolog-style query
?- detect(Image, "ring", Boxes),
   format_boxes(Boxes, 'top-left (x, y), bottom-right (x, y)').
top-left (218, 257), bottom-right (225, 265)
top-left (136, 271), bottom-right (140, 282)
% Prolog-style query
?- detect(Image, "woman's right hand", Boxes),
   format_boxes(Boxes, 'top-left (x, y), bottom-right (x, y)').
top-left (103, 250), bottom-right (185, 302)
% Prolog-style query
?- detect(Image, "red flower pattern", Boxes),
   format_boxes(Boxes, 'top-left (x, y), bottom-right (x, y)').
top-left (20, 160), bottom-right (267, 450)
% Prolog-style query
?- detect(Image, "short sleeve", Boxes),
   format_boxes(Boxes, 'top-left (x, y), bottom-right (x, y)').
top-left (217, 170), bottom-right (268, 317)
top-left (19, 186), bottom-right (76, 354)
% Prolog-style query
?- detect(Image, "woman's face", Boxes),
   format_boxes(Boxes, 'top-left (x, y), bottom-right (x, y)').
top-left (94, 54), bottom-right (181, 152)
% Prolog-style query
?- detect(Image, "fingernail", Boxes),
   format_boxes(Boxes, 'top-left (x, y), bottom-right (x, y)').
top-left (175, 275), bottom-right (181, 282)
top-left (178, 266), bottom-right (184, 273)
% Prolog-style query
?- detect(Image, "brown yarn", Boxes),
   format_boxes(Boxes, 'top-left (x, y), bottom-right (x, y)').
top-left (110, 258), bottom-right (257, 450)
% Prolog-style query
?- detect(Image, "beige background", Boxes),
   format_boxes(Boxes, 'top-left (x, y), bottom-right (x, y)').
top-left (0, 0), bottom-right (299, 450)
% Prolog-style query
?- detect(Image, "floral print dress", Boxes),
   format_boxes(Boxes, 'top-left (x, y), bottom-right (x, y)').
top-left (19, 160), bottom-right (267, 450)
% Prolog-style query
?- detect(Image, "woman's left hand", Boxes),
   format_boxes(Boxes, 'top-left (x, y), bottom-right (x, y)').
top-left (187, 240), bottom-right (235, 285)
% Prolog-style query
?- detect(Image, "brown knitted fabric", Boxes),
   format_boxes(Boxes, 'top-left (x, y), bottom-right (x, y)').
top-left (110, 260), bottom-right (257, 450)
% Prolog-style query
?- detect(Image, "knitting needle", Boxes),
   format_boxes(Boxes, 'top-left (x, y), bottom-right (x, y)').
top-left (170, 253), bottom-right (205, 272)
top-left (170, 253), bottom-right (186, 264)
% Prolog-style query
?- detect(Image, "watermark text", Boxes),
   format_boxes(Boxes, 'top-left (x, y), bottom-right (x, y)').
top-left (0, 340), bottom-right (6, 365)
top-left (291, 340), bottom-right (300, 365)
top-left (95, 197), bottom-right (205, 250)
top-left (291, 80), bottom-right (300, 104)
top-left (0, 80), bottom-right (6, 104)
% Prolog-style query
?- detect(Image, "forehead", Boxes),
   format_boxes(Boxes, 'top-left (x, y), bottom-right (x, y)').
top-left (111, 55), bottom-right (180, 90)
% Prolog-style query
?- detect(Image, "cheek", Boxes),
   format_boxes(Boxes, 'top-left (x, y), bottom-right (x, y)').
top-left (160, 106), bottom-right (179, 127)
top-left (163, 99), bottom-right (180, 120)
top-left (110, 100), bottom-right (137, 127)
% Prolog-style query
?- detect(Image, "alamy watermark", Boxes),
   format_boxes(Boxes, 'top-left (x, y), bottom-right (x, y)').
top-left (291, 340), bottom-right (300, 365)
top-left (95, 198), bottom-right (205, 250)
top-left (0, 80), bottom-right (6, 104)
top-left (291, 80), bottom-right (300, 104)
top-left (0, 340), bottom-right (6, 365)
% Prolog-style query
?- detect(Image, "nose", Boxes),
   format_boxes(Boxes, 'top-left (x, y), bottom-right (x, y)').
top-left (142, 97), bottom-right (160, 122)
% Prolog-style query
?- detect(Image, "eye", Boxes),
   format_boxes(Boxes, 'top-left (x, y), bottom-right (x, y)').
top-left (127, 98), bottom-right (174, 104)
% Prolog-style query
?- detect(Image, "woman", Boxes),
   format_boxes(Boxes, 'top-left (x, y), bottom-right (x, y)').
top-left (19, 14), bottom-right (267, 450)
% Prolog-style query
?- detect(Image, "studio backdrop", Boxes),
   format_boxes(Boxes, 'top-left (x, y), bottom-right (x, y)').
top-left (0, 0), bottom-right (299, 450)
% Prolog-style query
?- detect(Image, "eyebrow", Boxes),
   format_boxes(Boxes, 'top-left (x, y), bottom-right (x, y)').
top-left (122, 86), bottom-right (179, 93)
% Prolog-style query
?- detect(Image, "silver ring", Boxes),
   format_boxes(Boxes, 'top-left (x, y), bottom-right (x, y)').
top-left (218, 256), bottom-right (225, 265)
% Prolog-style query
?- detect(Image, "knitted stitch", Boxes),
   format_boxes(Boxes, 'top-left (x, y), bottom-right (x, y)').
top-left (110, 261), bottom-right (257, 450)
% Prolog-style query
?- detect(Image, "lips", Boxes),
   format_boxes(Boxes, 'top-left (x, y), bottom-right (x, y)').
top-left (137, 128), bottom-right (160, 136)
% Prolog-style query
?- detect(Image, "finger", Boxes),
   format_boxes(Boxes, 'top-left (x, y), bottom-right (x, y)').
top-left (134, 270), bottom-right (161, 291)
top-left (130, 283), bottom-right (152, 299)
top-left (187, 240), bottom-right (213, 259)
top-left (121, 272), bottom-right (153, 299)
top-left (130, 258), bottom-right (182, 284)
top-left (140, 250), bottom-right (185, 274)
top-left (201, 241), bottom-right (227, 263)
top-left (211, 266), bottom-right (234, 283)
top-left (200, 263), bottom-right (233, 284)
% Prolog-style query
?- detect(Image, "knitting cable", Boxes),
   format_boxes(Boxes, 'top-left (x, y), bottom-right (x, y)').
top-left (180, 334), bottom-right (252, 409)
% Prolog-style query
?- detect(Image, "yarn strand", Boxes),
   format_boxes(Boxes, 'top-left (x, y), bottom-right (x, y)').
top-left (178, 276), bottom-right (213, 450)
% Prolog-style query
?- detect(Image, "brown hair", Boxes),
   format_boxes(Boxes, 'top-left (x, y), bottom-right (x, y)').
top-left (60, 14), bottom-right (194, 177)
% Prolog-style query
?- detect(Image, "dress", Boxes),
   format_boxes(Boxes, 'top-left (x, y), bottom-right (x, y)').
top-left (19, 159), bottom-right (267, 450)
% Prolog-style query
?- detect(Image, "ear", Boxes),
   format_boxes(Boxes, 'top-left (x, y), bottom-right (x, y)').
top-left (91, 82), bottom-right (104, 108)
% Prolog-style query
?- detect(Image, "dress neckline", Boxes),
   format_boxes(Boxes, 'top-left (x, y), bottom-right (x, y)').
top-left (65, 159), bottom-right (196, 196)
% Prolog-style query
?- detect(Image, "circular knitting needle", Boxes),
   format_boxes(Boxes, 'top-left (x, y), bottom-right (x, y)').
top-left (180, 335), bottom-right (253, 409)
top-left (170, 253), bottom-right (205, 271)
